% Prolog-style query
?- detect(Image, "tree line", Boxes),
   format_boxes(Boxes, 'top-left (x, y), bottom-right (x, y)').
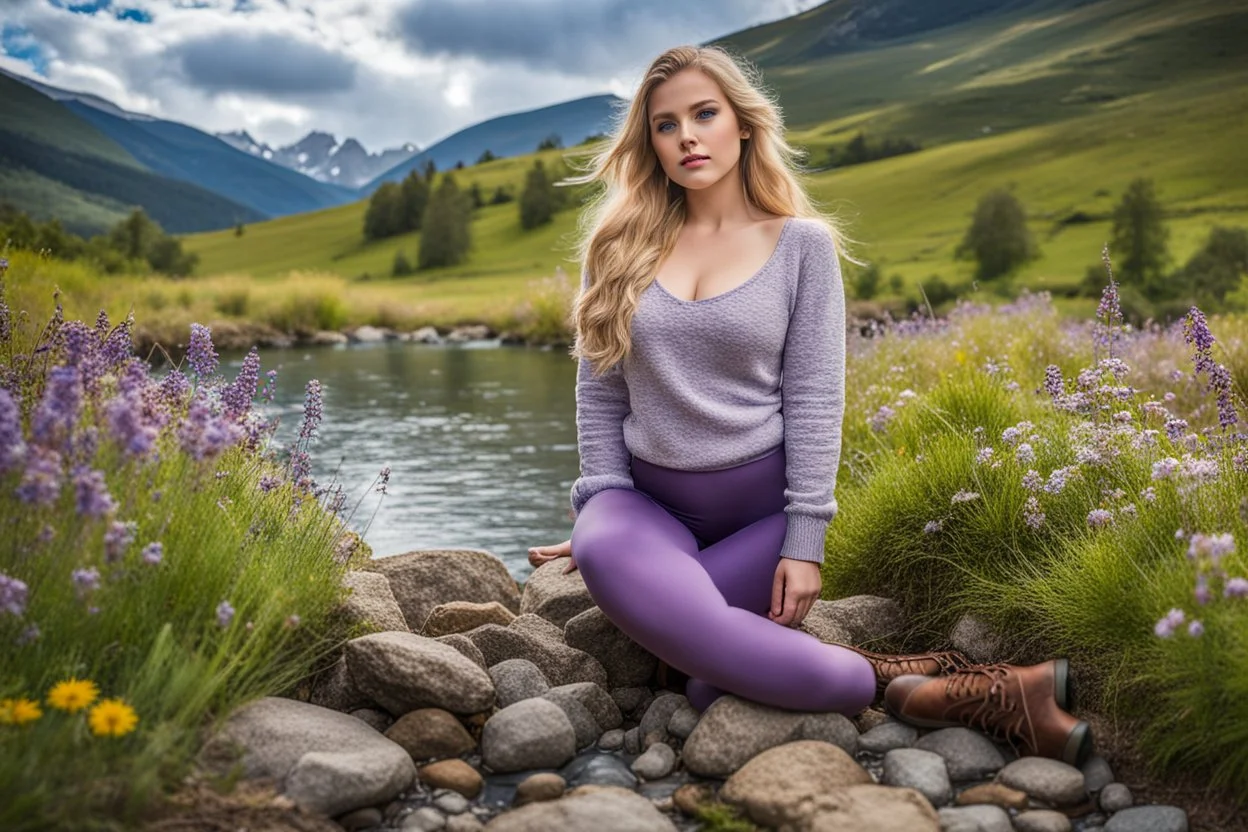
top-left (0, 203), bottom-right (199, 276)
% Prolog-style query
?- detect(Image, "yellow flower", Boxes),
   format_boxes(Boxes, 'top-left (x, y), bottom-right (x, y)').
top-left (47, 678), bottom-right (100, 713)
top-left (1, 697), bottom-right (43, 725)
top-left (87, 698), bottom-right (139, 738)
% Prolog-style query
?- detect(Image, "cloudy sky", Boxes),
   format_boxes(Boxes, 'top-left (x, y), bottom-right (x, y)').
top-left (0, 0), bottom-right (822, 153)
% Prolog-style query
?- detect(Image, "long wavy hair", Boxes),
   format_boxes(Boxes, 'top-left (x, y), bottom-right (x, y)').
top-left (559, 44), bottom-right (860, 376)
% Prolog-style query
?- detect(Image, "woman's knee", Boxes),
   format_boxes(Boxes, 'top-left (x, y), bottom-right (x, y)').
top-left (571, 489), bottom-right (646, 575)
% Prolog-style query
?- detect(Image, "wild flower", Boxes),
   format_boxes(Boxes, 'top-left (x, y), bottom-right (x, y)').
top-left (975, 447), bottom-right (994, 465)
top-left (17, 446), bottom-right (64, 506)
top-left (216, 600), bottom-right (235, 628)
top-left (1152, 458), bottom-right (1180, 479)
top-left (1043, 467), bottom-right (1071, 494)
top-left (46, 679), bottom-right (99, 713)
top-left (1043, 365), bottom-right (1064, 399)
top-left (221, 347), bottom-right (260, 420)
top-left (1154, 608), bottom-right (1185, 638)
top-left (1023, 496), bottom-right (1045, 530)
top-left (0, 697), bottom-right (42, 725)
top-left (951, 490), bottom-right (980, 504)
top-left (140, 542), bottom-right (163, 565)
top-left (87, 698), bottom-right (139, 738)
top-left (1163, 418), bottom-right (1188, 441)
top-left (923, 520), bottom-right (943, 534)
top-left (71, 567), bottom-right (101, 598)
top-left (1022, 469), bottom-right (1042, 491)
top-left (1187, 620), bottom-right (1205, 638)
top-left (299, 379), bottom-right (324, 441)
top-left (1183, 307), bottom-right (1240, 430)
top-left (0, 388), bottom-right (24, 475)
top-left (1087, 509), bottom-right (1113, 528)
top-left (103, 520), bottom-right (136, 562)
top-left (376, 465), bottom-right (391, 495)
top-left (71, 466), bottom-right (116, 518)
top-left (158, 368), bottom-right (191, 408)
top-left (1, 573), bottom-right (28, 616)
top-left (31, 366), bottom-right (82, 452)
top-left (1141, 486), bottom-right (1157, 503)
top-left (1015, 443), bottom-right (1035, 465)
top-left (869, 404), bottom-right (895, 433)
top-left (186, 323), bottom-right (218, 378)
top-left (177, 392), bottom-right (243, 461)
top-left (1226, 578), bottom-right (1248, 599)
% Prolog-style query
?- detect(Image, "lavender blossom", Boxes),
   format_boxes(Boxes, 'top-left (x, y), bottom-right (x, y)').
top-left (1151, 458), bottom-right (1179, 480)
top-left (0, 388), bottom-right (26, 475)
top-left (1023, 496), bottom-right (1045, 530)
top-left (1140, 486), bottom-right (1156, 503)
top-left (217, 600), bottom-right (235, 628)
top-left (298, 379), bottom-right (324, 441)
top-left (258, 474), bottom-right (281, 493)
top-left (951, 490), bottom-right (980, 504)
top-left (105, 390), bottom-right (160, 458)
top-left (100, 313), bottom-right (134, 371)
top-left (141, 542), bottom-right (163, 565)
top-left (0, 573), bottom-right (28, 616)
top-left (16, 446), bottom-right (63, 506)
top-left (1187, 620), bottom-right (1204, 638)
top-left (30, 366), bottom-right (81, 451)
top-left (221, 348), bottom-right (260, 420)
top-left (72, 466), bottom-right (117, 518)
top-left (103, 520), bottom-right (137, 562)
top-left (178, 392), bottom-right (243, 461)
top-left (1022, 469), bottom-right (1042, 491)
top-left (975, 447), bottom-right (994, 465)
top-left (260, 369), bottom-right (278, 403)
top-left (59, 321), bottom-right (102, 395)
top-left (186, 324), bottom-right (219, 378)
top-left (376, 465), bottom-right (391, 495)
top-left (1015, 443), bottom-right (1035, 465)
top-left (72, 567), bottom-right (101, 597)
top-left (159, 368), bottom-right (191, 408)
top-left (1225, 578), bottom-right (1248, 599)
top-left (1043, 365), bottom-right (1064, 399)
top-left (1087, 509), bottom-right (1114, 528)
top-left (1194, 573), bottom-right (1211, 605)
top-left (1043, 467), bottom-right (1070, 494)
top-left (923, 520), bottom-right (942, 534)
top-left (1154, 607), bottom-right (1185, 638)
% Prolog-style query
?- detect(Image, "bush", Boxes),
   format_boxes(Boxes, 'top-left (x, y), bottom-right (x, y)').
top-left (392, 250), bottom-right (415, 277)
top-left (955, 189), bottom-right (1039, 282)
top-left (267, 290), bottom-right (350, 333)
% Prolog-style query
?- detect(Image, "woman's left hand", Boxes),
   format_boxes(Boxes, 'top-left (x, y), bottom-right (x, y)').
top-left (768, 558), bottom-right (821, 628)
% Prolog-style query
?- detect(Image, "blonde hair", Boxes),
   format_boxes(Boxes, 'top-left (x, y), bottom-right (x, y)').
top-left (559, 44), bottom-right (859, 376)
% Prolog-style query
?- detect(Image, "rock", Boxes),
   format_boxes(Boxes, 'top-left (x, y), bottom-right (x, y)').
top-left (955, 783), bottom-right (1028, 811)
top-left (406, 326), bottom-right (443, 344)
top-left (489, 659), bottom-right (550, 707)
top-left (484, 785), bottom-right (677, 831)
top-left (385, 708), bottom-right (476, 762)
top-left (424, 601), bottom-right (516, 636)
top-left (883, 747), bottom-right (952, 807)
top-left (434, 791), bottom-right (470, 814)
top-left (368, 549), bottom-right (521, 638)
top-left (417, 759), bottom-right (483, 799)
top-left (949, 614), bottom-right (1006, 663)
top-left (347, 632), bottom-right (495, 715)
top-left (623, 726), bottom-right (643, 755)
top-left (518, 561), bottom-right (596, 628)
top-left (936, 805), bottom-right (1013, 832)
top-left (799, 595), bottom-right (903, 646)
top-left (546, 682), bottom-right (621, 731)
top-left (1103, 806), bottom-right (1188, 832)
top-left (513, 773), bottom-right (566, 806)
top-left (481, 699), bottom-right (577, 773)
top-left (401, 806), bottom-right (447, 831)
top-left (1098, 782), bottom-right (1133, 812)
top-left (666, 703), bottom-right (700, 739)
top-left (564, 607), bottom-right (657, 687)
top-left (310, 330), bottom-right (349, 346)
top-left (611, 687), bottom-right (651, 718)
top-left (720, 740), bottom-right (871, 826)
top-left (996, 758), bottom-right (1087, 808)
top-left (342, 570), bottom-right (410, 632)
top-left (445, 815), bottom-right (483, 832)
top-left (510, 613), bottom-right (566, 643)
top-left (1013, 809), bottom-right (1072, 832)
top-left (445, 324), bottom-right (493, 343)
top-left (339, 807), bottom-right (384, 831)
top-left (465, 623), bottom-right (608, 688)
top-left (198, 697), bottom-right (415, 817)
top-left (349, 325), bottom-right (390, 343)
top-left (631, 743), bottom-right (677, 780)
top-left (639, 693), bottom-right (687, 739)
top-left (598, 729), bottom-right (624, 750)
top-left (672, 783), bottom-right (714, 816)
top-left (436, 634), bottom-right (488, 670)
top-left (858, 721), bottom-right (918, 754)
top-left (683, 695), bottom-right (858, 777)
top-left (1081, 755), bottom-right (1115, 793)
top-left (854, 707), bottom-right (891, 733)
top-left (914, 727), bottom-right (1006, 781)
top-left (726, 772), bottom-right (937, 832)
top-left (309, 656), bottom-right (371, 713)
top-left (560, 752), bottom-right (638, 789)
top-left (539, 688), bottom-right (599, 749)
top-left (350, 708), bottom-right (393, 733)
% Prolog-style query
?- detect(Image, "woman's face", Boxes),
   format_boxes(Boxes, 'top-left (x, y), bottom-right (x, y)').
top-left (647, 68), bottom-right (749, 192)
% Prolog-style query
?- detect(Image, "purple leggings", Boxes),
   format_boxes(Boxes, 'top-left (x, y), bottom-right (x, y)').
top-left (570, 444), bottom-right (875, 715)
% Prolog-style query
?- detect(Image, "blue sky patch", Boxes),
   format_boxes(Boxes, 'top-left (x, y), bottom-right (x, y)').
top-left (48, 0), bottom-right (114, 14)
top-left (2, 23), bottom-right (49, 76)
top-left (115, 7), bottom-right (153, 23)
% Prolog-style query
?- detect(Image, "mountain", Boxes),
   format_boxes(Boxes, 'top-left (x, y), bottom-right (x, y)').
top-left (363, 94), bottom-right (621, 192)
top-left (0, 72), bottom-right (263, 235)
top-left (216, 129), bottom-right (421, 189)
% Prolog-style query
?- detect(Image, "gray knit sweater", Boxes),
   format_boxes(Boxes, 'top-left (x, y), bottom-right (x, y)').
top-left (570, 216), bottom-right (846, 564)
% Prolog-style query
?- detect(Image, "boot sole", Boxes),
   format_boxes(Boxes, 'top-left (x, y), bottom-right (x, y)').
top-left (1063, 719), bottom-right (1094, 768)
top-left (1054, 658), bottom-right (1071, 711)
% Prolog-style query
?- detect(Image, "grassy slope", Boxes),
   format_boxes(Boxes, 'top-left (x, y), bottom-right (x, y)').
top-left (0, 74), bottom-right (142, 168)
top-left (183, 0), bottom-right (1248, 319)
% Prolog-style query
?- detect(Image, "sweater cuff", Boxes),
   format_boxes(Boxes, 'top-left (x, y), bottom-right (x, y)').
top-left (570, 474), bottom-right (635, 520)
top-left (779, 514), bottom-right (829, 564)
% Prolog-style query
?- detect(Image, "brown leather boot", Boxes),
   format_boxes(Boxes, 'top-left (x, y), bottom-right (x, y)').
top-left (840, 645), bottom-right (976, 699)
top-left (884, 659), bottom-right (1092, 766)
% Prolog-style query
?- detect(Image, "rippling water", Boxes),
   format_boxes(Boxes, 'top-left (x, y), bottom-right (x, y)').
top-left (221, 340), bottom-right (579, 580)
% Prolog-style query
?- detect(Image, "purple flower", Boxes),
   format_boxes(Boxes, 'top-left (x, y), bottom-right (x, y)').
top-left (159, 369), bottom-right (191, 408)
top-left (1163, 418), bottom-right (1188, 441)
top-left (1043, 467), bottom-right (1070, 494)
top-left (16, 446), bottom-right (63, 506)
top-left (103, 520), bottom-right (136, 562)
top-left (1043, 365), bottom-right (1064, 399)
top-left (140, 542), bottom-right (163, 565)
top-left (221, 348), bottom-right (261, 420)
top-left (72, 466), bottom-right (117, 518)
top-left (178, 392), bottom-right (243, 460)
top-left (1023, 496), bottom-right (1045, 530)
top-left (1022, 469), bottom-right (1042, 491)
top-left (1187, 620), bottom-right (1204, 638)
top-left (951, 490), bottom-right (980, 504)
top-left (1, 573), bottom-right (29, 616)
top-left (923, 520), bottom-right (942, 534)
top-left (58, 321), bottom-right (102, 395)
top-left (217, 600), bottom-right (235, 628)
top-left (72, 567), bottom-right (101, 597)
top-left (976, 447), bottom-right (994, 465)
top-left (31, 366), bottom-right (81, 451)
top-left (1195, 573), bottom-right (1211, 605)
top-left (1154, 607), bottom-right (1185, 638)
top-left (1087, 509), bottom-right (1113, 528)
top-left (258, 474), bottom-right (281, 493)
top-left (0, 388), bottom-right (26, 475)
top-left (187, 324), bottom-right (219, 378)
top-left (299, 379), bottom-right (324, 441)
top-left (105, 390), bottom-right (160, 458)
top-left (376, 465), bottom-right (391, 495)
top-left (1140, 486), bottom-right (1156, 503)
top-left (1015, 443), bottom-right (1035, 465)
top-left (1187, 533), bottom-right (1234, 566)
top-left (260, 369), bottom-right (278, 403)
top-left (1151, 458), bottom-right (1179, 480)
top-left (100, 313), bottom-right (134, 371)
top-left (1225, 578), bottom-right (1248, 599)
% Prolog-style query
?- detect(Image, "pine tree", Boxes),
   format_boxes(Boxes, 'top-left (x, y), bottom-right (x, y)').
top-left (364, 182), bottom-right (403, 240)
top-left (1110, 178), bottom-right (1170, 298)
top-left (418, 174), bottom-right (472, 269)
top-left (519, 160), bottom-right (555, 230)
top-left (399, 172), bottom-right (430, 232)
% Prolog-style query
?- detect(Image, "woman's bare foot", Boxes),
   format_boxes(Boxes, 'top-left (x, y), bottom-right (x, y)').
top-left (528, 540), bottom-right (577, 573)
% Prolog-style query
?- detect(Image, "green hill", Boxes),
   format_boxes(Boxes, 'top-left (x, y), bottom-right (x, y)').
top-left (183, 0), bottom-right (1248, 316)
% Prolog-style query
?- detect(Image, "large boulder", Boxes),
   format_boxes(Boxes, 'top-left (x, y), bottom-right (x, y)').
top-left (800, 595), bottom-right (903, 647)
top-left (563, 607), bottom-right (657, 688)
top-left (308, 655), bottom-right (372, 713)
top-left (465, 623), bottom-right (608, 688)
top-left (719, 741), bottom-right (872, 827)
top-left (423, 601), bottom-right (517, 637)
top-left (199, 697), bottom-right (415, 817)
top-left (346, 632), bottom-right (495, 715)
top-left (341, 570), bottom-right (410, 632)
top-left (481, 699), bottom-right (577, 773)
top-left (519, 561), bottom-right (596, 628)
top-left (367, 549), bottom-right (520, 637)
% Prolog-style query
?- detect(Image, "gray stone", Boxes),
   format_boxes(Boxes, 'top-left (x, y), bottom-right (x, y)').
top-left (434, 792), bottom-right (470, 814)
top-left (640, 693), bottom-right (687, 739)
top-left (719, 740), bottom-right (872, 829)
top-left (488, 659), bottom-right (550, 708)
top-left (339, 807), bottom-right (384, 832)
top-left (465, 623), bottom-right (608, 688)
top-left (683, 695), bottom-right (858, 777)
top-left (539, 688), bottom-right (599, 750)
top-left (564, 606), bottom-right (657, 687)
top-left (199, 697), bottom-right (415, 817)
top-left (368, 549), bottom-right (521, 640)
top-left (666, 703), bottom-right (700, 739)
top-left (309, 656), bottom-right (371, 713)
top-left (1013, 810), bottom-right (1071, 832)
top-left (800, 595), bottom-right (904, 646)
top-left (350, 707), bottom-right (393, 733)
top-left (948, 614), bottom-right (1006, 663)
top-left (915, 727), bottom-right (1007, 781)
top-left (436, 634), bottom-right (487, 670)
top-left (481, 699), bottom-right (576, 773)
top-left (483, 785), bottom-right (677, 831)
top-left (623, 725), bottom-right (643, 755)
top-left (401, 806), bottom-right (447, 831)
top-left (560, 753), bottom-right (638, 790)
top-left (610, 686), bottom-right (650, 716)
top-left (517, 560), bottom-right (596, 628)
top-left (1099, 782), bottom-right (1133, 813)
top-left (1103, 806), bottom-right (1188, 832)
top-left (342, 570), bottom-right (410, 632)
top-left (883, 747), bottom-right (952, 807)
top-left (936, 805), bottom-right (1012, 832)
top-left (996, 757), bottom-right (1087, 807)
top-left (347, 632), bottom-right (496, 716)
top-left (598, 729), bottom-right (624, 751)
top-left (859, 721), bottom-right (918, 754)
top-left (1081, 754), bottom-right (1115, 793)
top-left (423, 601), bottom-right (516, 637)
top-left (445, 815), bottom-right (484, 832)
top-left (545, 682), bottom-right (622, 731)
top-left (509, 612), bottom-right (566, 644)
top-left (631, 742), bottom-right (677, 780)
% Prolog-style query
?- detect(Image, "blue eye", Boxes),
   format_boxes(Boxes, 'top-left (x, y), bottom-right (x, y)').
top-left (657, 109), bottom-right (716, 133)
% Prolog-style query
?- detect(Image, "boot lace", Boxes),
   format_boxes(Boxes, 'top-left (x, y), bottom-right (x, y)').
top-left (942, 665), bottom-right (1031, 755)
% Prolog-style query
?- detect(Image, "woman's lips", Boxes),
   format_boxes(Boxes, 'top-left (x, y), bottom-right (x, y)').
top-left (682, 156), bottom-right (709, 167)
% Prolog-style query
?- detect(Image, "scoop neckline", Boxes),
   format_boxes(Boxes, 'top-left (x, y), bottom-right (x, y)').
top-left (652, 216), bottom-right (795, 305)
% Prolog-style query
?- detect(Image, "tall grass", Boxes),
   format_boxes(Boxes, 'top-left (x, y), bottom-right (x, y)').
top-left (0, 253), bottom-right (376, 830)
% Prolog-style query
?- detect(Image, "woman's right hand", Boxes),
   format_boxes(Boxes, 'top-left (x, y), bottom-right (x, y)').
top-left (528, 539), bottom-right (577, 573)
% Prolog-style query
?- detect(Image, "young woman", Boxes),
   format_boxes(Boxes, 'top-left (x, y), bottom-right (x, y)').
top-left (528, 45), bottom-right (1092, 766)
